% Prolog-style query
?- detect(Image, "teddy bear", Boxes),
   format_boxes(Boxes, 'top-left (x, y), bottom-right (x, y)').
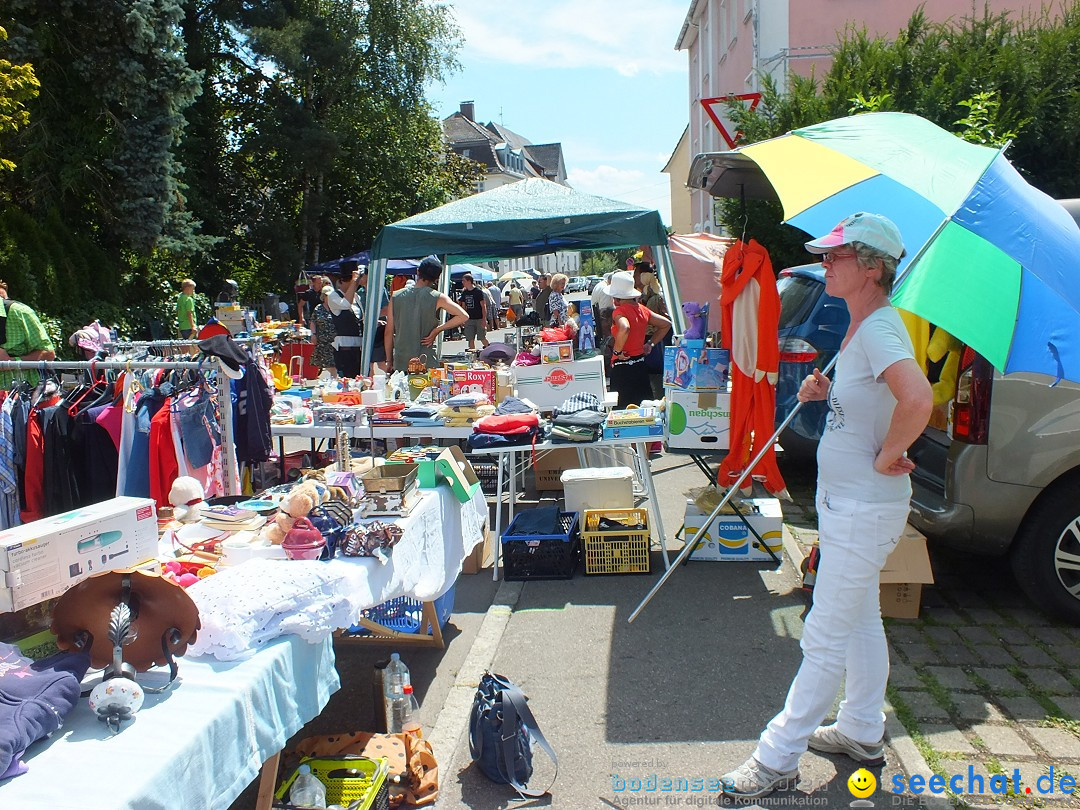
top-left (169, 477), bottom-right (206, 523)
top-left (683, 302), bottom-right (709, 341)
top-left (260, 480), bottom-right (322, 545)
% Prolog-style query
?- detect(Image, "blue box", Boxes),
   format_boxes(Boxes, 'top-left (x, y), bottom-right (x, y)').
top-left (602, 422), bottom-right (664, 440)
top-left (664, 342), bottom-right (729, 391)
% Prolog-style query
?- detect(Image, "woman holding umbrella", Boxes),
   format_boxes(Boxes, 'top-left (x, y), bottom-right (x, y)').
top-left (722, 213), bottom-right (933, 799)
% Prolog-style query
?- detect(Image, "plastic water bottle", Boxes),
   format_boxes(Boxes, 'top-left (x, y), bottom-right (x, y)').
top-left (401, 682), bottom-right (422, 737)
top-left (383, 653), bottom-right (411, 733)
top-left (289, 763), bottom-right (327, 808)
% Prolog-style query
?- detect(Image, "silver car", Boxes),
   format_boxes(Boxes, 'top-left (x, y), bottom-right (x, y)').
top-left (909, 198), bottom-right (1080, 623)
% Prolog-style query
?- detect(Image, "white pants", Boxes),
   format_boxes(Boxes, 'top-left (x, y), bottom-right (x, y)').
top-left (754, 488), bottom-right (909, 772)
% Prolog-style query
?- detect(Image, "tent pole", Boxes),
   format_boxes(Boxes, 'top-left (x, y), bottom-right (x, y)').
top-left (653, 243), bottom-right (684, 335)
top-left (437, 254), bottom-right (450, 360)
top-left (363, 258), bottom-right (386, 375)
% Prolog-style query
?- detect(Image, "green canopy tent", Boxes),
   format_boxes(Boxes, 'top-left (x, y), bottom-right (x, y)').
top-left (363, 178), bottom-right (682, 370)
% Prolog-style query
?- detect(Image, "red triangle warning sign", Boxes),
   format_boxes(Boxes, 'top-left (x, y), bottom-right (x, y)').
top-left (701, 93), bottom-right (762, 149)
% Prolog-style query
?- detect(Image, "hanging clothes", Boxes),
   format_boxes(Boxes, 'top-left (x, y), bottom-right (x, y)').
top-left (149, 397), bottom-right (179, 509)
top-left (123, 386), bottom-right (165, 500)
top-left (233, 360), bottom-right (273, 464)
top-left (716, 239), bottom-right (790, 499)
top-left (42, 405), bottom-right (81, 516)
top-left (71, 403), bottom-right (120, 508)
top-left (0, 395), bottom-right (19, 529)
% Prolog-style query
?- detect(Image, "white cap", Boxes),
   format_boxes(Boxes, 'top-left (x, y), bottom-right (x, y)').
top-left (805, 212), bottom-right (906, 260)
top-left (606, 270), bottom-right (640, 300)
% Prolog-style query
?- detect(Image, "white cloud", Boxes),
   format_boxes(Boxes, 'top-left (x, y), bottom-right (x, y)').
top-left (447, 0), bottom-right (687, 77)
top-left (569, 164), bottom-right (672, 225)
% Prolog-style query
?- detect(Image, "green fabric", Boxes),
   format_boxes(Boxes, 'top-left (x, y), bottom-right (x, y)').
top-left (0, 300), bottom-right (55, 389)
top-left (794, 113), bottom-right (999, 215)
top-left (391, 284), bottom-right (441, 371)
top-left (176, 292), bottom-right (196, 331)
top-left (892, 220), bottom-right (1019, 370)
top-left (371, 178), bottom-right (667, 262)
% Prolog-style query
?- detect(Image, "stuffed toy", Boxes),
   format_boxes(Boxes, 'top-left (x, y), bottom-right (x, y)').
top-left (683, 302), bottom-right (709, 340)
top-left (260, 480), bottom-right (322, 545)
top-left (169, 477), bottom-right (206, 523)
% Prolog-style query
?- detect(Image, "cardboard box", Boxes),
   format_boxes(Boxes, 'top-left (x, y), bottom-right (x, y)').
top-left (513, 356), bottom-right (606, 412)
top-left (462, 529), bottom-right (494, 574)
top-left (879, 526), bottom-right (936, 619)
top-left (539, 341), bottom-right (575, 364)
top-left (664, 342), bottom-right (729, 391)
top-left (682, 498), bottom-right (783, 561)
top-left (665, 389), bottom-right (731, 449)
top-left (0, 497), bottom-right (159, 612)
top-left (451, 368), bottom-right (496, 401)
top-left (417, 445), bottom-right (480, 502)
top-left (534, 448), bottom-right (580, 491)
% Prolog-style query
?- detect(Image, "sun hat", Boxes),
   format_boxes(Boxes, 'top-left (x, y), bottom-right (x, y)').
top-left (320, 284), bottom-right (334, 296)
top-left (606, 270), bottom-right (640, 300)
top-left (805, 212), bottom-right (906, 260)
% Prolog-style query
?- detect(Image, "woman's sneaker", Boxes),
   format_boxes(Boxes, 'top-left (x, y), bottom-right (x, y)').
top-left (808, 724), bottom-right (885, 765)
top-left (720, 756), bottom-right (799, 798)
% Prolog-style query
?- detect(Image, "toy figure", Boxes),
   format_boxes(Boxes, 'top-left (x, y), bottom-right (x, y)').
top-left (683, 302), bottom-right (709, 340)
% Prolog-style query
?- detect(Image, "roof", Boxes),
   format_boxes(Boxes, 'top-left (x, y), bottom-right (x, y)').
top-left (371, 177), bottom-right (667, 262)
top-left (485, 122), bottom-right (531, 151)
top-left (523, 143), bottom-right (566, 180)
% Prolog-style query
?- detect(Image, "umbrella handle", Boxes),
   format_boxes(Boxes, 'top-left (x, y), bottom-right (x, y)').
top-left (628, 352), bottom-right (839, 623)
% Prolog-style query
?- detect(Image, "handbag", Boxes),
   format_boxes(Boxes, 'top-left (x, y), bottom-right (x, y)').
top-left (469, 672), bottom-right (557, 797)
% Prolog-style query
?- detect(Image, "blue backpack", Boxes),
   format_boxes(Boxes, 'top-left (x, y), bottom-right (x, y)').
top-left (469, 672), bottom-right (557, 797)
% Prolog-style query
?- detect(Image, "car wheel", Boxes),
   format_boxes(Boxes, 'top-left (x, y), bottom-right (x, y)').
top-left (1010, 484), bottom-right (1080, 624)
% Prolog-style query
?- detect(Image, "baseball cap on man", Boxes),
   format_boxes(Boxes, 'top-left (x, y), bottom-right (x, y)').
top-left (805, 212), bottom-right (906, 260)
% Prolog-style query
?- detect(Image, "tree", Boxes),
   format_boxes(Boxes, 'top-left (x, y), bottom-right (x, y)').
top-left (0, 24), bottom-right (38, 172)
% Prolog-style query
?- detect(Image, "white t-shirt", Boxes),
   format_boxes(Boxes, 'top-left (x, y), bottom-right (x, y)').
top-left (817, 306), bottom-right (915, 503)
top-left (591, 281), bottom-right (613, 311)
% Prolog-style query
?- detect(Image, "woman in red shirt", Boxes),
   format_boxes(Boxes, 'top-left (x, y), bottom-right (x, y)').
top-left (608, 271), bottom-right (671, 409)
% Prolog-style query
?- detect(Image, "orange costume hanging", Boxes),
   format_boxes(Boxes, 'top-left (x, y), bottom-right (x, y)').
top-left (716, 239), bottom-right (789, 499)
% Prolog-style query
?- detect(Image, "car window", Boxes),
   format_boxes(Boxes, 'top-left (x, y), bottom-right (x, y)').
top-left (777, 275), bottom-right (822, 330)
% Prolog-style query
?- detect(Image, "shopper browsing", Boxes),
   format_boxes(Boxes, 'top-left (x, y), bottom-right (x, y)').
top-left (457, 272), bottom-right (490, 351)
top-left (385, 257), bottom-right (468, 371)
top-left (176, 279), bottom-right (198, 338)
top-left (325, 260), bottom-right (364, 377)
top-left (607, 271), bottom-right (670, 409)
top-left (547, 273), bottom-right (570, 327)
top-left (721, 213), bottom-right (932, 799)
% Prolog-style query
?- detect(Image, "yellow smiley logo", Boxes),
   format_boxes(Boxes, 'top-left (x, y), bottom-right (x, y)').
top-left (848, 768), bottom-right (877, 798)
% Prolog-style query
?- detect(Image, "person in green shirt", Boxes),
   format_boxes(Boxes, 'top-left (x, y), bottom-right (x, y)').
top-left (176, 279), bottom-right (197, 338)
top-left (0, 297), bottom-right (56, 389)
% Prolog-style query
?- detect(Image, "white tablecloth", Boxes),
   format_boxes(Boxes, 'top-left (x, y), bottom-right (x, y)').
top-left (187, 484), bottom-right (487, 660)
top-left (0, 634), bottom-right (338, 810)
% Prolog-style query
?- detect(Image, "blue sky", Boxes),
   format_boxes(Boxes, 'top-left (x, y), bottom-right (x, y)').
top-left (426, 0), bottom-right (690, 226)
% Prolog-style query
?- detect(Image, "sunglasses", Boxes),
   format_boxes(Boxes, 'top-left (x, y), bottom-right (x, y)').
top-left (822, 251), bottom-right (858, 263)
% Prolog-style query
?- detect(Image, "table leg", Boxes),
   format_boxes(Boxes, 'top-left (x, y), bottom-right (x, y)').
top-left (255, 751), bottom-right (281, 810)
top-left (637, 442), bottom-right (671, 570)
top-left (278, 435), bottom-right (286, 482)
top-left (492, 451), bottom-right (505, 582)
top-left (508, 449), bottom-right (517, 526)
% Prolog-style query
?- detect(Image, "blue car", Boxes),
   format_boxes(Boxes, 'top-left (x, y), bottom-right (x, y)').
top-left (775, 263), bottom-right (849, 457)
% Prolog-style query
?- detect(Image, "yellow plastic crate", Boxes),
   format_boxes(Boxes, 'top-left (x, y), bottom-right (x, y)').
top-left (582, 508), bottom-right (650, 575)
top-left (275, 755), bottom-right (389, 809)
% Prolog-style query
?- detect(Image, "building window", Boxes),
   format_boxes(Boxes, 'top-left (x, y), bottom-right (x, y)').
top-left (463, 148), bottom-right (470, 158)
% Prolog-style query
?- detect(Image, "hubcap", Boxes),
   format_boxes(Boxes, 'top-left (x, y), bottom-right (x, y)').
top-left (1053, 517), bottom-right (1080, 600)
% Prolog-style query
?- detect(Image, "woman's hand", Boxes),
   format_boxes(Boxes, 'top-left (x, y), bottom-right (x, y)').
top-left (874, 451), bottom-right (916, 476)
top-left (797, 368), bottom-right (831, 402)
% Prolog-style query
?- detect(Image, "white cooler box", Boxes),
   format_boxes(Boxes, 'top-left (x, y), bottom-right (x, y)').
top-left (682, 498), bottom-right (783, 561)
top-left (561, 467), bottom-right (634, 521)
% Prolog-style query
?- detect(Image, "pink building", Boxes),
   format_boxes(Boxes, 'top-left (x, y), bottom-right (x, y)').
top-left (675, 0), bottom-right (1052, 233)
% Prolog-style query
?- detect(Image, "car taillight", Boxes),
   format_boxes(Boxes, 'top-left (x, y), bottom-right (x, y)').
top-left (778, 337), bottom-right (818, 364)
top-left (951, 352), bottom-right (992, 444)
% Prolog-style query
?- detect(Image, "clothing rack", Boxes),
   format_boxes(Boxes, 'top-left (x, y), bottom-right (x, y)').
top-left (0, 358), bottom-right (239, 496)
top-left (104, 337), bottom-right (263, 350)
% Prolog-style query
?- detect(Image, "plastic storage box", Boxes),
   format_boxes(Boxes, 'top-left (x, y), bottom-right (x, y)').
top-left (561, 467), bottom-right (634, 522)
top-left (344, 586), bottom-right (456, 637)
top-left (582, 508), bottom-right (651, 575)
top-left (501, 511), bottom-right (580, 581)
top-left (275, 755), bottom-right (389, 810)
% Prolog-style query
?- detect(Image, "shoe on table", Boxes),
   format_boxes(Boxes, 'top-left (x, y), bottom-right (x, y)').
top-left (808, 724), bottom-right (885, 765)
top-left (720, 756), bottom-right (799, 799)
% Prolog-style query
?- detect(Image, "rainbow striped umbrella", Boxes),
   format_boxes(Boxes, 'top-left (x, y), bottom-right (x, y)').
top-left (732, 112), bottom-right (1080, 382)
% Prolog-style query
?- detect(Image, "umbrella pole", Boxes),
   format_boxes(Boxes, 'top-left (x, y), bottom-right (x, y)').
top-left (628, 352), bottom-right (839, 623)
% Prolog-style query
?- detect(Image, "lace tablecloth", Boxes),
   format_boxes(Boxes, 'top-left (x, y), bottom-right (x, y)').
top-left (187, 484), bottom-right (487, 660)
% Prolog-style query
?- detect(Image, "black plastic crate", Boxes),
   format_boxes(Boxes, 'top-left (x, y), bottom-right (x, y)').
top-left (466, 455), bottom-right (500, 496)
top-left (501, 511), bottom-right (579, 581)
